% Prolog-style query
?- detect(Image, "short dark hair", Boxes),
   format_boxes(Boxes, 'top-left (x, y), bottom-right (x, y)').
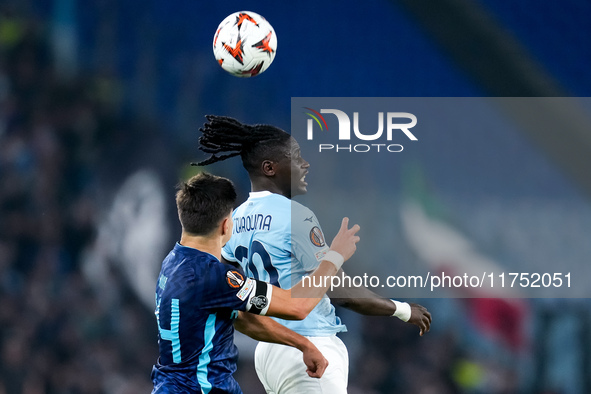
top-left (175, 172), bottom-right (237, 236)
top-left (193, 115), bottom-right (291, 173)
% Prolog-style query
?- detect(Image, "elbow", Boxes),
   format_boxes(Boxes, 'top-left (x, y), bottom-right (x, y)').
top-left (331, 297), bottom-right (353, 308)
top-left (281, 304), bottom-right (311, 321)
top-left (268, 290), bottom-right (315, 320)
top-left (292, 307), bottom-right (310, 321)
top-left (330, 298), bottom-right (370, 314)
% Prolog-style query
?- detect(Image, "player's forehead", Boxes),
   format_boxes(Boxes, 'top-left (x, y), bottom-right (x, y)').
top-left (287, 137), bottom-right (301, 156)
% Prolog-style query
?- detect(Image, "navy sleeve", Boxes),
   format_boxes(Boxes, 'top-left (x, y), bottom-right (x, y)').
top-left (200, 263), bottom-right (272, 315)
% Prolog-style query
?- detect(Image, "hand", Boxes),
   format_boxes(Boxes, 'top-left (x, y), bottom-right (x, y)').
top-left (301, 342), bottom-right (329, 379)
top-left (408, 303), bottom-right (432, 336)
top-left (329, 217), bottom-right (361, 262)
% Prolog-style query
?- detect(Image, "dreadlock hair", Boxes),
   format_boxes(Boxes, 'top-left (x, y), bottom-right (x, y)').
top-left (193, 115), bottom-right (291, 174)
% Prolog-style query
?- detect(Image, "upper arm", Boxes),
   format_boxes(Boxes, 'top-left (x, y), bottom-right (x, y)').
top-left (264, 286), bottom-right (308, 320)
top-left (199, 265), bottom-right (251, 311)
top-left (291, 209), bottom-right (329, 272)
top-left (199, 264), bottom-right (273, 317)
top-left (235, 281), bottom-right (306, 321)
top-left (222, 256), bottom-right (241, 269)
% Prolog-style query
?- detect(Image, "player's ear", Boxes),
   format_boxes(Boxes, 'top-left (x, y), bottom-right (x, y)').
top-left (221, 214), bottom-right (232, 237)
top-left (221, 218), bottom-right (229, 236)
top-left (261, 160), bottom-right (276, 176)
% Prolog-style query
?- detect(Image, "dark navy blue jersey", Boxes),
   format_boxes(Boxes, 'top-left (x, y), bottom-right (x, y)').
top-left (151, 243), bottom-right (272, 394)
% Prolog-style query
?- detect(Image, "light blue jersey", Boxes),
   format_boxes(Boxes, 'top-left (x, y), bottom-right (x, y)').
top-left (222, 191), bottom-right (347, 336)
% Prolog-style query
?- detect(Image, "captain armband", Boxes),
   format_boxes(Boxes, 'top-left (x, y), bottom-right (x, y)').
top-left (245, 280), bottom-right (273, 316)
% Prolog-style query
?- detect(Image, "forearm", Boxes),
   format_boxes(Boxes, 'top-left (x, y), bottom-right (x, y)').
top-left (234, 312), bottom-right (311, 351)
top-left (267, 259), bottom-right (341, 320)
top-left (290, 258), bottom-right (339, 300)
top-left (328, 270), bottom-right (396, 316)
top-left (330, 295), bottom-right (396, 316)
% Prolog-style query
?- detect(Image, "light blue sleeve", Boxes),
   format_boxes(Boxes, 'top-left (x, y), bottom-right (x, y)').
top-left (290, 203), bottom-right (330, 273)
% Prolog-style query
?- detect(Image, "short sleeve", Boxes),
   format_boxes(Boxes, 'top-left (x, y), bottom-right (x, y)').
top-left (200, 263), bottom-right (273, 316)
top-left (200, 264), bottom-right (252, 311)
top-left (291, 206), bottom-right (330, 272)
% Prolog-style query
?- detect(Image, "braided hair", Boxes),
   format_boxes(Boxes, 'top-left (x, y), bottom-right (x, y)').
top-left (193, 115), bottom-right (291, 173)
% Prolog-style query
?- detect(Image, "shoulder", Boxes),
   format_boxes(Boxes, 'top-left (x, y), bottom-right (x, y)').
top-left (172, 245), bottom-right (219, 274)
top-left (196, 256), bottom-right (248, 294)
top-left (264, 193), bottom-right (293, 213)
top-left (290, 200), bottom-right (315, 217)
top-left (291, 200), bottom-right (319, 230)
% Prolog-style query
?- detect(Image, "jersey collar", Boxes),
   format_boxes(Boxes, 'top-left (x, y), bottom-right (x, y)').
top-left (249, 191), bottom-right (273, 198)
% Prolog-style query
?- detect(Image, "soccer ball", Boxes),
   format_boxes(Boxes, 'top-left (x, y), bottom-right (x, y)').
top-left (213, 11), bottom-right (277, 78)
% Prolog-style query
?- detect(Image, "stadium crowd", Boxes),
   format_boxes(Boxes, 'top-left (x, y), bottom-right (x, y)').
top-left (0, 14), bottom-right (155, 393)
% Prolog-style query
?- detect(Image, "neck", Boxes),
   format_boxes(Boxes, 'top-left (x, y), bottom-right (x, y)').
top-left (179, 232), bottom-right (223, 260)
top-left (251, 178), bottom-right (290, 198)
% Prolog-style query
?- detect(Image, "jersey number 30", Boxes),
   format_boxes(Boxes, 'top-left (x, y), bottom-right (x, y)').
top-left (234, 240), bottom-right (279, 287)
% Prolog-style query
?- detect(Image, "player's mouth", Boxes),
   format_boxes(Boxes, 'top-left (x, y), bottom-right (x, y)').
top-left (300, 172), bottom-right (308, 186)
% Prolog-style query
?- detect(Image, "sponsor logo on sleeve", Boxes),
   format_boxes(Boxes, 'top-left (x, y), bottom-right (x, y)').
top-left (236, 278), bottom-right (255, 301)
top-left (226, 270), bottom-right (245, 288)
top-left (315, 248), bottom-right (329, 262)
top-left (309, 226), bottom-right (326, 247)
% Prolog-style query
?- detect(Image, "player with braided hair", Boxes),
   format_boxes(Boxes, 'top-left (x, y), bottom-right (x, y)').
top-left (194, 115), bottom-right (431, 394)
top-left (195, 115), bottom-right (292, 179)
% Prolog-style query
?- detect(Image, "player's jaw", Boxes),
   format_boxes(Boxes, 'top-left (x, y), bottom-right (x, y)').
top-left (291, 169), bottom-right (308, 196)
top-left (287, 137), bottom-right (310, 198)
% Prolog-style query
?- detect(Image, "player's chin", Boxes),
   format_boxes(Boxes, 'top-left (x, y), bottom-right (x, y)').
top-left (291, 184), bottom-right (308, 196)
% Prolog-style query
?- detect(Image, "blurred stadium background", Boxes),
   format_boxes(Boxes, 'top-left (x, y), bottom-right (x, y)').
top-left (1, 0), bottom-right (591, 393)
